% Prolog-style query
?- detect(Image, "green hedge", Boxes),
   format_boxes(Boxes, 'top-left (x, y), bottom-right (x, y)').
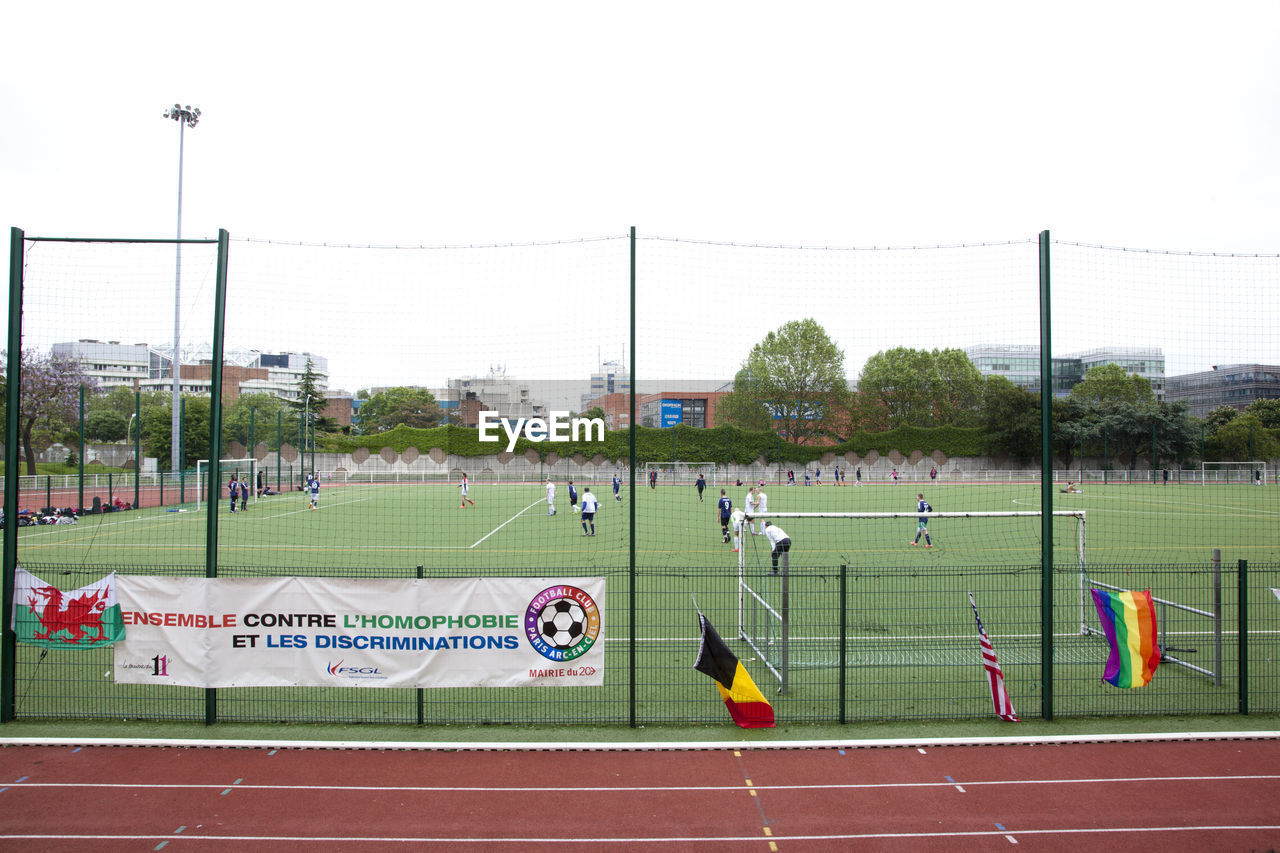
top-left (319, 422), bottom-right (985, 464)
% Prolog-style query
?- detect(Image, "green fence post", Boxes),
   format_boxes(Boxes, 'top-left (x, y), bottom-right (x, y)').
top-left (2, 227), bottom-right (26, 722)
top-left (417, 564), bottom-right (425, 726)
top-left (1238, 559), bottom-right (1248, 715)
top-left (134, 390), bottom-right (141, 509)
top-left (628, 225), bottom-right (637, 728)
top-left (203, 228), bottom-right (231, 727)
top-left (179, 396), bottom-right (186, 504)
top-left (78, 385), bottom-right (86, 512)
top-left (1038, 229), bottom-right (1054, 721)
top-left (839, 562), bottom-right (847, 724)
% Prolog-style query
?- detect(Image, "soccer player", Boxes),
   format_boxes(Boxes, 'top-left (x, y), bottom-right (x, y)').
top-left (458, 472), bottom-right (474, 508)
top-left (228, 475), bottom-right (239, 513)
top-left (309, 473), bottom-right (320, 509)
top-left (745, 486), bottom-right (761, 535)
top-left (855, 466), bottom-right (862, 486)
top-left (755, 486), bottom-right (768, 532)
top-left (730, 506), bottom-right (747, 552)
top-left (695, 473), bottom-right (706, 502)
top-left (568, 479), bottom-right (579, 513)
top-left (546, 478), bottom-right (557, 515)
top-left (717, 489), bottom-right (732, 543)
top-left (910, 493), bottom-right (932, 547)
top-left (580, 487), bottom-right (599, 536)
top-left (649, 469), bottom-right (658, 489)
top-left (612, 472), bottom-right (621, 502)
top-left (763, 521), bottom-right (791, 573)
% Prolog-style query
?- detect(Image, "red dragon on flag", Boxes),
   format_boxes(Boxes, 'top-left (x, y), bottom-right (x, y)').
top-left (13, 567), bottom-right (125, 648)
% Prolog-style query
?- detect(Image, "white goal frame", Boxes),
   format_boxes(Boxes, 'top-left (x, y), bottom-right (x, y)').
top-left (641, 462), bottom-right (717, 485)
top-left (1200, 460), bottom-right (1268, 485)
top-left (196, 458), bottom-right (259, 508)
top-left (736, 510), bottom-right (1087, 693)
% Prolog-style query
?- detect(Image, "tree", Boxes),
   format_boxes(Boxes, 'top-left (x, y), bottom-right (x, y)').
top-left (293, 358), bottom-right (328, 415)
top-left (1205, 414), bottom-right (1280, 461)
top-left (16, 350), bottom-right (92, 474)
top-left (717, 368), bottom-right (775, 433)
top-left (580, 406), bottom-right (606, 423)
top-left (980, 375), bottom-right (1041, 460)
top-left (727, 319), bottom-right (849, 445)
top-left (357, 386), bottom-right (445, 433)
top-left (222, 393), bottom-right (292, 450)
top-left (139, 395), bottom-right (211, 471)
top-left (85, 409), bottom-right (129, 442)
top-left (931, 348), bottom-right (986, 427)
top-left (858, 347), bottom-right (984, 428)
top-left (1201, 405), bottom-right (1239, 437)
top-left (1068, 363), bottom-right (1156, 406)
top-left (1243, 398), bottom-right (1280, 429)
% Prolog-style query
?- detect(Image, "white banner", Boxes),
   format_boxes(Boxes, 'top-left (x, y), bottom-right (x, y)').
top-left (113, 576), bottom-right (604, 689)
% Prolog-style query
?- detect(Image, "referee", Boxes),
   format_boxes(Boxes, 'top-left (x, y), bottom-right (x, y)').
top-left (762, 521), bottom-right (791, 573)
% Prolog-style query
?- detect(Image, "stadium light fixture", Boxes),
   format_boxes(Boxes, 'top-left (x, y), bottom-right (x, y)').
top-left (163, 103), bottom-right (201, 473)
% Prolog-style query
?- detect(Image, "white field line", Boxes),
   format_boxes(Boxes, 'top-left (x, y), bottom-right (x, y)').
top-left (471, 500), bottom-right (546, 549)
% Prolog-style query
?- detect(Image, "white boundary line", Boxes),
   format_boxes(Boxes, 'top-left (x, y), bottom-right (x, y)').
top-left (0, 730), bottom-right (1275, 751)
top-left (6, 772), bottom-right (1279, 792)
top-left (470, 500), bottom-right (545, 549)
top-left (4, 826), bottom-right (1280, 845)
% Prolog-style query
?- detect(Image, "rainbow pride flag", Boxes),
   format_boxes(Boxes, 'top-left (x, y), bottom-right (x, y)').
top-left (1090, 588), bottom-right (1161, 688)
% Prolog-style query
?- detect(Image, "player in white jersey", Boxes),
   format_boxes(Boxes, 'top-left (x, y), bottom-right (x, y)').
top-left (754, 488), bottom-right (768, 534)
top-left (458, 472), bottom-right (474, 508)
top-left (730, 507), bottom-right (747, 553)
top-left (763, 522), bottom-right (791, 573)
top-left (744, 487), bottom-right (761, 535)
top-left (545, 479), bottom-right (556, 515)
top-left (580, 488), bottom-right (599, 536)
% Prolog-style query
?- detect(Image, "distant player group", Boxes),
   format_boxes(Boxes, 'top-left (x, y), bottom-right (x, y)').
top-left (714, 477), bottom-right (936, 567)
top-left (545, 476), bottom-right (605, 537)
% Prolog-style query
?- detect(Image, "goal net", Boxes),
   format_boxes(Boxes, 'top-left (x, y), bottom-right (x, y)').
top-left (735, 510), bottom-right (1087, 692)
top-left (641, 462), bottom-right (718, 485)
top-left (1201, 461), bottom-right (1268, 485)
top-left (196, 458), bottom-right (259, 508)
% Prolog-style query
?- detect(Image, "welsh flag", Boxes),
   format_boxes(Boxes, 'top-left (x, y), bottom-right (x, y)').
top-left (13, 567), bottom-right (125, 648)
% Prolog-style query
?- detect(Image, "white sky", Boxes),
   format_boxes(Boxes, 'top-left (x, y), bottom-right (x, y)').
top-left (3, 1), bottom-right (1280, 391)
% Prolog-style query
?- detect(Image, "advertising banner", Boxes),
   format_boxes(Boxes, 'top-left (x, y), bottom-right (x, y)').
top-left (113, 576), bottom-right (604, 689)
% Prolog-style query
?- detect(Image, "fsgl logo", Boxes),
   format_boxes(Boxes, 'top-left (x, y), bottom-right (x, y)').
top-left (327, 660), bottom-right (383, 677)
top-left (477, 411), bottom-right (606, 453)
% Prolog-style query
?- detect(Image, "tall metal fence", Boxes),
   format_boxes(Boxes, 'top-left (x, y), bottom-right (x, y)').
top-left (4, 227), bottom-right (1278, 726)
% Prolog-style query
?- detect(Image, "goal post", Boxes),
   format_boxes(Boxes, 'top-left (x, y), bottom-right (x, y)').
top-left (735, 510), bottom-right (1087, 693)
top-left (640, 462), bottom-right (718, 485)
top-left (1200, 460), bottom-right (1267, 485)
top-left (196, 458), bottom-right (259, 508)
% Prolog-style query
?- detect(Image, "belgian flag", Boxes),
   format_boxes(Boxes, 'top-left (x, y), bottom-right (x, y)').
top-left (693, 613), bottom-right (775, 728)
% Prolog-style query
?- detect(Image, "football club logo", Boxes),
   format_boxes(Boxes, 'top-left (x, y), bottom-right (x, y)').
top-left (524, 585), bottom-right (601, 662)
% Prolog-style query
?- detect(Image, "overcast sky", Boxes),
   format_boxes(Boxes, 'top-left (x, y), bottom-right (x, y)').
top-left (3, 2), bottom-right (1279, 391)
top-left (4, 1), bottom-right (1279, 250)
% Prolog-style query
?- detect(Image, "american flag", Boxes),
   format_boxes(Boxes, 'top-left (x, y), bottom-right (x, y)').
top-left (968, 592), bottom-right (1020, 722)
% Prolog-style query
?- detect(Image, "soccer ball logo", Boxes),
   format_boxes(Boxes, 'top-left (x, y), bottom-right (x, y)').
top-left (525, 585), bottom-right (601, 662)
top-left (539, 599), bottom-right (586, 649)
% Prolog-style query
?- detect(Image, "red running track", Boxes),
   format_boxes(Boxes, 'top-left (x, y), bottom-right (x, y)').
top-left (0, 738), bottom-right (1278, 851)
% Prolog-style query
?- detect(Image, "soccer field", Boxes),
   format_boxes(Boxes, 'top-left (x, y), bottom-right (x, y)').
top-left (15, 480), bottom-right (1277, 574)
top-left (13, 479), bottom-right (1277, 726)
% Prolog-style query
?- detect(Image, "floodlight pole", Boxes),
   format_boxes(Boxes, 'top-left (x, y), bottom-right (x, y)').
top-left (164, 103), bottom-right (201, 473)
